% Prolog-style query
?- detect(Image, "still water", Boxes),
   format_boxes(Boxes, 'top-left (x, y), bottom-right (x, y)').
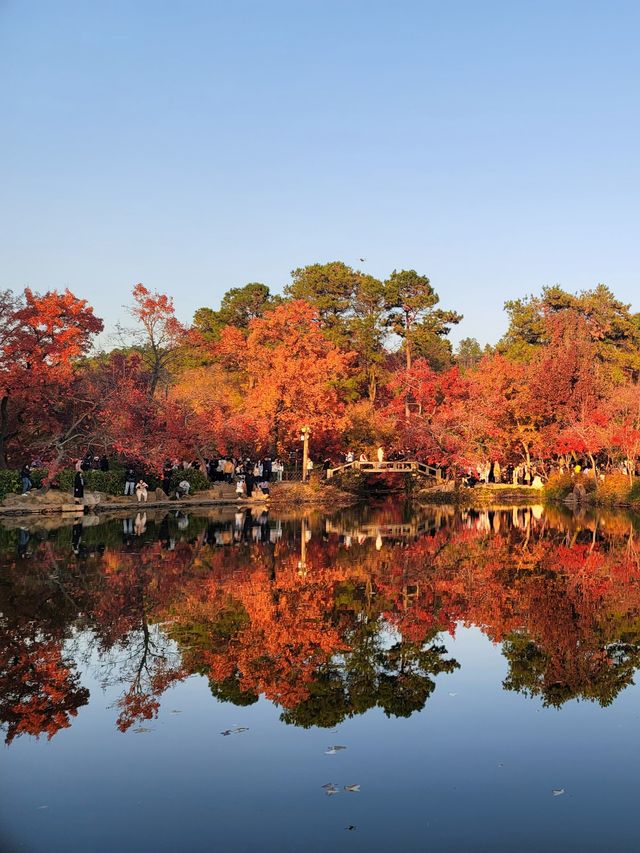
top-left (2, 502), bottom-right (640, 852)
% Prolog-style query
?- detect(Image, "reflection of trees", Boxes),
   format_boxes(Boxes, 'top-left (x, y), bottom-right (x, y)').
top-left (0, 626), bottom-right (89, 744)
top-left (281, 637), bottom-right (459, 728)
top-left (503, 631), bottom-right (640, 707)
top-left (0, 540), bottom-right (90, 744)
top-left (5, 506), bottom-right (640, 742)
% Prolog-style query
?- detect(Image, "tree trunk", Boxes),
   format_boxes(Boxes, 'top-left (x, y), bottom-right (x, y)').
top-left (368, 371), bottom-right (377, 403)
top-left (149, 364), bottom-right (160, 399)
top-left (588, 451), bottom-right (598, 491)
top-left (0, 395), bottom-right (9, 469)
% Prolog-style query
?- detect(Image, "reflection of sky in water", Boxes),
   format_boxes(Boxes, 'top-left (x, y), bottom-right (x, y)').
top-left (2, 504), bottom-right (640, 852)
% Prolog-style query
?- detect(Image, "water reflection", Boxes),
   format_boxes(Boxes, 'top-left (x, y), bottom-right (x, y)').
top-left (2, 501), bottom-right (640, 745)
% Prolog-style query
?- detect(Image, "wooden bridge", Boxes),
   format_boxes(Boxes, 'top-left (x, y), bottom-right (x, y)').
top-left (326, 459), bottom-right (444, 480)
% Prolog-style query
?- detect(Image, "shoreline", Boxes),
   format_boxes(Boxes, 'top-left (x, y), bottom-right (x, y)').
top-left (4, 480), bottom-right (639, 521)
top-left (0, 480), bottom-right (359, 518)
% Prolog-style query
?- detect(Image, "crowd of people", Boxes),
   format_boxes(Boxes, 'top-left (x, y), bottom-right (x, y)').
top-left (18, 446), bottom-right (635, 507)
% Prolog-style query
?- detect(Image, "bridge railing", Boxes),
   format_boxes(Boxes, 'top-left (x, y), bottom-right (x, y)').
top-left (326, 459), bottom-right (443, 480)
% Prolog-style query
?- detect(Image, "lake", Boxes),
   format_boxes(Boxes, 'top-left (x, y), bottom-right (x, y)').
top-left (1, 501), bottom-right (640, 852)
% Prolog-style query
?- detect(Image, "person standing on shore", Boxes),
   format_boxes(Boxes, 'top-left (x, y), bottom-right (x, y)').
top-left (124, 466), bottom-right (136, 496)
top-left (20, 464), bottom-right (32, 494)
top-left (74, 468), bottom-right (84, 505)
top-left (162, 460), bottom-right (172, 494)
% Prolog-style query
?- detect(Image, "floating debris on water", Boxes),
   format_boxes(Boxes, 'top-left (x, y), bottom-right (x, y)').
top-left (344, 784), bottom-right (360, 793)
top-left (552, 788), bottom-right (565, 796)
top-left (221, 726), bottom-right (249, 736)
top-left (325, 745), bottom-right (347, 754)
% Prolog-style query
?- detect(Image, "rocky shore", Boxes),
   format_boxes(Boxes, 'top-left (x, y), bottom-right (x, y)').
top-left (0, 479), bottom-right (358, 517)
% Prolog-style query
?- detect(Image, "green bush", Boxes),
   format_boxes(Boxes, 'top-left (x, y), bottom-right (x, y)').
top-left (628, 479), bottom-right (640, 506)
top-left (543, 471), bottom-right (574, 501)
top-left (57, 468), bottom-right (125, 495)
top-left (29, 468), bottom-right (48, 488)
top-left (170, 467), bottom-right (209, 495)
top-left (0, 470), bottom-right (20, 499)
top-left (597, 472), bottom-right (632, 506)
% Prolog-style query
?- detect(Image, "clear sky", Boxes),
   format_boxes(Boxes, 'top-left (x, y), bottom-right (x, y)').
top-left (2, 0), bottom-right (639, 348)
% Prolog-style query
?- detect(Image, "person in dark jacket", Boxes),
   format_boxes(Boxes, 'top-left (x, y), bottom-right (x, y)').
top-left (124, 467), bottom-right (136, 496)
top-left (20, 464), bottom-right (32, 494)
top-left (99, 455), bottom-right (109, 472)
top-left (162, 460), bottom-right (173, 495)
top-left (262, 457), bottom-right (272, 481)
top-left (74, 469), bottom-right (84, 504)
top-left (245, 469), bottom-right (255, 498)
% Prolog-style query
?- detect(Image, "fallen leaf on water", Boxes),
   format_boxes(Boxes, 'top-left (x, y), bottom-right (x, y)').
top-left (325, 744), bottom-right (347, 754)
top-left (552, 788), bottom-right (565, 796)
top-left (133, 727), bottom-right (152, 733)
top-left (344, 785), bottom-right (360, 793)
top-left (345, 825), bottom-right (357, 832)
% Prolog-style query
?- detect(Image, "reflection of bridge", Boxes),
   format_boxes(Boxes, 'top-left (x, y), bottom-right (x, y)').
top-left (326, 520), bottom-right (431, 538)
top-left (325, 511), bottom-right (455, 540)
top-left (326, 460), bottom-right (443, 480)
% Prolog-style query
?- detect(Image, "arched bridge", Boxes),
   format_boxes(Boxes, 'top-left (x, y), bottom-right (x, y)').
top-left (326, 459), bottom-right (444, 480)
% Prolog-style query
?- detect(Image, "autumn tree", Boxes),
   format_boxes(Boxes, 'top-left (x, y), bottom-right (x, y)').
top-left (0, 288), bottom-right (103, 467)
top-left (386, 359), bottom-right (482, 469)
top-left (500, 284), bottom-right (640, 381)
top-left (216, 300), bottom-right (353, 455)
top-left (609, 383), bottom-right (640, 482)
top-left (472, 353), bottom-right (542, 472)
top-left (126, 283), bottom-right (185, 398)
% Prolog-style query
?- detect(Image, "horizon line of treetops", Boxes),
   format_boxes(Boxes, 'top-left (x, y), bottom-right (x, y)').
top-left (2, 259), bottom-right (640, 477)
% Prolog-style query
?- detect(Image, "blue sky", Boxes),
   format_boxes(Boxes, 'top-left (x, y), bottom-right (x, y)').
top-left (2, 0), bottom-right (639, 347)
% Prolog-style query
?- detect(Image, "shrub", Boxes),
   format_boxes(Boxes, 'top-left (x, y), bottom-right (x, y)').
top-left (169, 467), bottom-right (209, 495)
top-left (543, 471), bottom-right (574, 502)
top-left (628, 479), bottom-right (640, 506)
top-left (29, 468), bottom-right (48, 488)
top-left (580, 472), bottom-right (598, 494)
top-left (0, 470), bottom-right (20, 499)
top-left (597, 472), bottom-right (632, 506)
top-left (57, 468), bottom-right (125, 495)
